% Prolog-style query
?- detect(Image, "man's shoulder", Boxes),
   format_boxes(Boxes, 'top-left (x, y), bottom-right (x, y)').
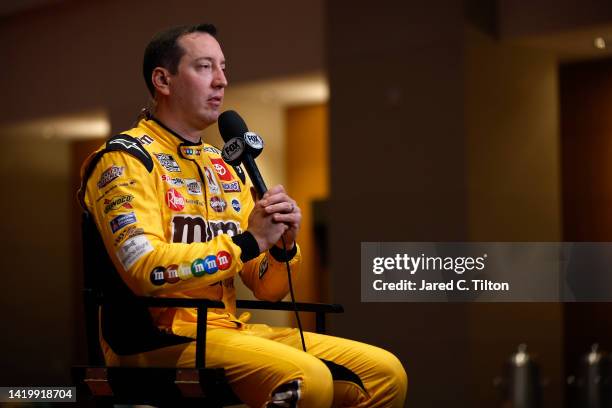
top-left (93, 119), bottom-right (164, 170)
top-left (120, 125), bottom-right (157, 150)
top-left (104, 134), bottom-right (154, 173)
top-left (81, 132), bottom-right (154, 181)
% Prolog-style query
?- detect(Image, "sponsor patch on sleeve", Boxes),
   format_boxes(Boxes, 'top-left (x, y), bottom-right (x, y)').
top-left (103, 194), bottom-right (134, 214)
top-left (113, 226), bottom-right (144, 246)
top-left (203, 255), bottom-right (219, 274)
top-left (150, 266), bottom-right (166, 286)
top-left (110, 212), bottom-right (137, 233)
top-left (216, 251), bottom-right (232, 270)
top-left (116, 234), bottom-right (154, 270)
top-left (178, 263), bottom-right (192, 280)
top-left (97, 165), bottom-right (124, 188)
top-left (165, 264), bottom-right (180, 283)
top-left (191, 258), bottom-right (207, 277)
top-left (259, 255), bottom-right (269, 279)
top-left (96, 179), bottom-right (137, 202)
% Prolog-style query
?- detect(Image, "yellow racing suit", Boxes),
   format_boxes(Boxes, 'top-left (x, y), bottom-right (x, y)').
top-left (79, 117), bottom-right (407, 408)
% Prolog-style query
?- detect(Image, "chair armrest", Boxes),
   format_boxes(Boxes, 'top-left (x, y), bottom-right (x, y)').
top-left (89, 292), bottom-right (225, 309)
top-left (133, 297), bottom-right (225, 309)
top-left (236, 299), bottom-right (343, 313)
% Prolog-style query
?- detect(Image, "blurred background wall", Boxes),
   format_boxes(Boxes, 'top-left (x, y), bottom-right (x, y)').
top-left (2, 0), bottom-right (612, 406)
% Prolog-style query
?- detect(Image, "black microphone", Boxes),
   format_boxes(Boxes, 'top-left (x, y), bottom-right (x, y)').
top-left (219, 111), bottom-right (307, 352)
top-left (218, 110), bottom-right (267, 198)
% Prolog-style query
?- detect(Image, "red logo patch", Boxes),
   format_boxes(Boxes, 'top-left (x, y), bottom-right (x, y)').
top-left (166, 188), bottom-right (185, 211)
top-left (210, 158), bottom-right (233, 181)
top-left (216, 251), bottom-right (232, 270)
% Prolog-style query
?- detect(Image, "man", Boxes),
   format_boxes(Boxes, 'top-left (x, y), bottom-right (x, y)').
top-left (79, 24), bottom-right (407, 407)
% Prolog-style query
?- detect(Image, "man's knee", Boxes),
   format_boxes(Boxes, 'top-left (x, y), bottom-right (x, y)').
top-left (377, 350), bottom-right (408, 403)
top-left (267, 357), bottom-right (333, 408)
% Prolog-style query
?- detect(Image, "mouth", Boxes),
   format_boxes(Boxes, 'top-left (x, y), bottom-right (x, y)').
top-left (207, 95), bottom-right (223, 106)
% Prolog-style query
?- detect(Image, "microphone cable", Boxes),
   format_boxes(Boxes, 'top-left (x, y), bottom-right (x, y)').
top-left (280, 235), bottom-right (307, 352)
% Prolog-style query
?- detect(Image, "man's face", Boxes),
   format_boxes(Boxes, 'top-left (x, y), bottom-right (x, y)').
top-left (168, 32), bottom-right (227, 128)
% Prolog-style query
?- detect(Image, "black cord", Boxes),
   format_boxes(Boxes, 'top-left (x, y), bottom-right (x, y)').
top-left (281, 236), bottom-right (306, 352)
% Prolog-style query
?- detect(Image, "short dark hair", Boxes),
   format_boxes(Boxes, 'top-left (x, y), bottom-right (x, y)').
top-left (143, 23), bottom-right (217, 97)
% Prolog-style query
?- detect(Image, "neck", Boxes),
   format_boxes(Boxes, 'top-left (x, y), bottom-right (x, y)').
top-left (153, 104), bottom-right (206, 144)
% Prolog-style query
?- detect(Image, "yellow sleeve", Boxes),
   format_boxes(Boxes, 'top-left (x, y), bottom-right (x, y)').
top-left (239, 246), bottom-right (302, 302)
top-left (228, 177), bottom-right (303, 301)
top-left (84, 151), bottom-right (248, 297)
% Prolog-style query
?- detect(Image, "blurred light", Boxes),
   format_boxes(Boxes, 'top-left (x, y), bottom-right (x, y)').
top-left (226, 74), bottom-right (328, 106)
top-left (594, 37), bottom-right (606, 49)
top-left (0, 110), bottom-right (110, 140)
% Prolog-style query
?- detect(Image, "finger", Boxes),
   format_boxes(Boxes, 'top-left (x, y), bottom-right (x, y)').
top-left (264, 202), bottom-right (295, 214)
top-left (260, 193), bottom-right (291, 206)
top-left (272, 212), bottom-right (301, 224)
top-left (262, 185), bottom-right (285, 199)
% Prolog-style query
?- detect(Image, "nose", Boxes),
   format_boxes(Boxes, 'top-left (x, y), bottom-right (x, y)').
top-left (213, 66), bottom-right (228, 89)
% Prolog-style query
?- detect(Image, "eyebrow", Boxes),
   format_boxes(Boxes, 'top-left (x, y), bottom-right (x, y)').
top-left (194, 57), bottom-right (225, 65)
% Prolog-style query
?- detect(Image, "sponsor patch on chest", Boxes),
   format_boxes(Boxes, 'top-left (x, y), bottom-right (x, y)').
top-left (165, 188), bottom-right (186, 211)
top-left (185, 179), bottom-right (203, 195)
top-left (210, 158), bottom-right (233, 181)
top-left (154, 153), bottom-right (181, 172)
top-left (171, 215), bottom-right (241, 243)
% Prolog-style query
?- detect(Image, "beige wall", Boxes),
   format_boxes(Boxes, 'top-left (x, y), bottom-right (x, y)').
top-left (0, 135), bottom-right (72, 385)
top-left (465, 26), bottom-right (561, 241)
top-left (327, 1), bottom-right (566, 404)
top-left (327, 2), bottom-right (471, 406)
top-left (465, 25), bottom-right (563, 407)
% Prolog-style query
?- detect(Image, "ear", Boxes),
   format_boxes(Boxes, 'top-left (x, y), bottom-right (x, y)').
top-left (152, 67), bottom-right (172, 96)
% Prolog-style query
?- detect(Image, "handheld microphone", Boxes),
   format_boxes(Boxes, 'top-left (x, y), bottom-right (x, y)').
top-left (218, 110), bottom-right (307, 352)
top-left (218, 110), bottom-right (267, 198)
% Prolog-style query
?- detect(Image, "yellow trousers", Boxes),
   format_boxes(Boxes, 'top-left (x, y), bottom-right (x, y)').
top-left (102, 323), bottom-right (407, 408)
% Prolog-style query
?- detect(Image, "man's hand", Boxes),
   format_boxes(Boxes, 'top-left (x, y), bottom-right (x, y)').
top-left (261, 185), bottom-right (301, 250)
top-left (246, 185), bottom-right (301, 253)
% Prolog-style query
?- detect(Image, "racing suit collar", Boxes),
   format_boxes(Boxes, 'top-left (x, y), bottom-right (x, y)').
top-left (147, 116), bottom-right (204, 147)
